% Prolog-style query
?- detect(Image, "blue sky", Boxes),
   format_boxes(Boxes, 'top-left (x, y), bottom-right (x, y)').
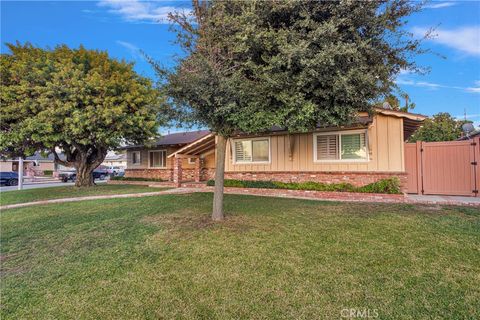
top-left (1, 0), bottom-right (479, 126)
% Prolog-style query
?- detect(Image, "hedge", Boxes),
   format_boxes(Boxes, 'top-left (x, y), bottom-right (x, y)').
top-left (110, 176), bottom-right (166, 182)
top-left (206, 178), bottom-right (402, 194)
top-left (43, 170), bottom-right (53, 176)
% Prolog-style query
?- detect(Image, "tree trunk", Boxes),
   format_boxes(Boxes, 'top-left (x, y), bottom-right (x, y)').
top-left (212, 135), bottom-right (227, 221)
top-left (75, 162), bottom-right (95, 187)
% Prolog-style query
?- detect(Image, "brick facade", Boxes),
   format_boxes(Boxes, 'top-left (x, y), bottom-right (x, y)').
top-left (222, 187), bottom-right (406, 203)
top-left (222, 171), bottom-right (408, 193)
top-left (125, 168), bottom-right (173, 180)
top-left (125, 168), bottom-right (407, 193)
top-left (125, 168), bottom-right (198, 181)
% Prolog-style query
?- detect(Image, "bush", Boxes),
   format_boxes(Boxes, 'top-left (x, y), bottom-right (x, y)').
top-left (111, 176), bottom-right (165, 182)
top-left (206, 177), bottom-right (401, 194)
top-left (43, 170), bottom-right (53, 176)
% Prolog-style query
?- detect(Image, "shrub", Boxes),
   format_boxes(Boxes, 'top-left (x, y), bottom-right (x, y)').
top-left (111, 176), bottom-right (165, 182)
top-left (207, 178), bottom-right (402, 194)
top-left (357, 177), bottom-right (401, 194)
top-left (43, 170), bottom-right (53, 176)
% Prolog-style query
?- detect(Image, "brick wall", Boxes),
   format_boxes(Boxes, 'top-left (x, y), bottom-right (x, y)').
top-left (222, 171), bottom-right (408, 193)
top-left (125, 168), bottom-right (173, 181)
top-left (126, 168), bottom-right (407, 193)
top-left (125, 168), bottom-right (198, 182)
top-left (201, 168), bottom-right (215, 181)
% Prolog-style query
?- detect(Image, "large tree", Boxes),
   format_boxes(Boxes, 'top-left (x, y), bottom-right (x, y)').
top-left (409, 112), bottom-right (471, 142)
top-left (161, 0), bottom-right (426, 220)
top-left (1, 43), bottom-right (166, 187)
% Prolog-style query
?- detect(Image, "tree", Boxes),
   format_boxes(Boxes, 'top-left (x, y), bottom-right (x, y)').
top-left (379, 93), bottom-right (415, 112)
top-left (409, 112), bottom-right (470, 142)
top-left (1, 43), bottom-right (167, 187)
top-left (161, 0), bottom-right (426, 220)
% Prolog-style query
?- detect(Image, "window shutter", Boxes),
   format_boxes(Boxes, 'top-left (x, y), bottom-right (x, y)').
top-left (317, 135), bottom-right (339, 160)
top-left (235, 141), bottom-right (252, 162)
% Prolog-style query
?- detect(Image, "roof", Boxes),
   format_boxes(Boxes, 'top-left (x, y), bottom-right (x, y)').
top-left (123, 130), bottom-right (211, 149)
top-left (265, 116), bottom-right (373, 134)
top-left (104, 153), bottom-right (127, 161)
top-left (374, 107), bottom-right (427, 121)
top-left (168, 133), bottom-right (216, 158)
top-left (457, 129), bottom-right (480, 140)
top-left (1, 151), bottom-right (65, 162)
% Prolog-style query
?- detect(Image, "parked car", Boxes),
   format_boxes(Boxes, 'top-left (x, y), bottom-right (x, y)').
top-left (59, 168), bottom-right (109, 183)
top-left (105, 166), bottom-right (125, 176)
top-left (0, 172), bottom-right (19, 186)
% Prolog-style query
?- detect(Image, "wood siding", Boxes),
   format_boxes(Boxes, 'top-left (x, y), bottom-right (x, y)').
top-left (225, 114), bottom-right (405, 172)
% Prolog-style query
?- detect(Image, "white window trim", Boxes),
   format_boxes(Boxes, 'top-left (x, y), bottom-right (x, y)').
top-left (131, 151), bottom-right (141, 166)
top-left (313, 129), bottom-right (369, 163)
top-left (188, 157), bottom-right (196, 164)
top-left (232, 137), bottom-right (271, 164)
top-left (148, 149), bottom-right (167, 168)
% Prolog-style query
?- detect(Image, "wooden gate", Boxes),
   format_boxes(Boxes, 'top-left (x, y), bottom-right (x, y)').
top-left (405, 137), bottom-right (480, 196)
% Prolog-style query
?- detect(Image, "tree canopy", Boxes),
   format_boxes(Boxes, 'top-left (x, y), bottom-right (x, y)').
top-left (409, 112), bottom-right (471, 142)
top-left (164, 0), bottom-right (426, 135)
top-left (1, 43), bottom-right (167, 186)
top-left (378, 93), bottom-right (416, 112)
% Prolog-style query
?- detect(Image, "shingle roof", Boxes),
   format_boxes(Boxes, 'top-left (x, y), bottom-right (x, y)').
top-left (123, 130), bottom-right (211, 149)
top-left (104, 153), bottom-right (127, 161)
top-left (0, 151), bottom-right (65, 162)
top-left (457, 129), bottom-right (480, 140)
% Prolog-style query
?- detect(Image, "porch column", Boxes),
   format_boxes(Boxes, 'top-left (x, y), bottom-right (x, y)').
top-left (194, 157), bottom-right (203, 182)
top-left (173, 156), bottom-right (182, 187)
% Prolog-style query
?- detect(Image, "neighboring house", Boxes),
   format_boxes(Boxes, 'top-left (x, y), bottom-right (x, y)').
top-left (124, 108), bottom-right (426, 192)
top-left (0, 152), bottom-right (69, 176)
top-left (457, 129), bottom-right (480, 140)
top-left (102, 152), bottom-right (127, 168)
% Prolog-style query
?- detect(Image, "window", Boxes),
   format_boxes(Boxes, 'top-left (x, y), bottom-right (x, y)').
top-left (234, 138), bottom-right (270, 163)
top-left (188, 158), bottom-right (196, 164)
top-left (314, 130), bottom-right (368, 162)
top-left (131, 151), bottom-right (141, 165)
top-left (149, 150), bottom-right (167, 168)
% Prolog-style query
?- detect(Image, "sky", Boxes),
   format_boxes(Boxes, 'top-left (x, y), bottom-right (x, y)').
top-left (1, 0), bottom-right (479, 127)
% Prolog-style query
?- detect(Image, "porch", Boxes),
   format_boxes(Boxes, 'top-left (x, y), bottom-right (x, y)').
top-left (168, 133), bottom-right (216, 187)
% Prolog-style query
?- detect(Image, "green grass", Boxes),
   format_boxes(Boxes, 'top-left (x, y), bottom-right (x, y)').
top-left (0, 184), bottom-right (167, 206)
top-left (1, 193), bottom-right (479, 319)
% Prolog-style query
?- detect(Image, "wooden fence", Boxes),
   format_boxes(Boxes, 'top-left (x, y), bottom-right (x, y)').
top-left (405, 137), bottom-right (480, 196)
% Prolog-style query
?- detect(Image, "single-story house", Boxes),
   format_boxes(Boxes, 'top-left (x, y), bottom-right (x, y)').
top-left (123, 108), bottom-right (426, 192)
top-left (0, 152), bottom-right (69, 176)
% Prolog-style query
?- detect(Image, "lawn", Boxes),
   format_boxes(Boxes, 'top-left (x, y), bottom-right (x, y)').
top-left (0, 184), bottom-right (167, 206)
top-left (1, 193), bottom-right (479, 319)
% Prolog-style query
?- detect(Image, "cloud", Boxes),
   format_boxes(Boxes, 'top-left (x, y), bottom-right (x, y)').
top-left (465, 80), bottom-right (480, 93)
top-left (396, 78), bottom-right (480, 93)
top-left (424, 2), bottom-right (456, 9)
top-left (413, 26), bottom-right (480, 56)
top-left (455, 113), bottom-right (480, 120)
top-left (116, 40), bottom-right (143, 60)
top-left (98, 0), bottom-right (190, 24)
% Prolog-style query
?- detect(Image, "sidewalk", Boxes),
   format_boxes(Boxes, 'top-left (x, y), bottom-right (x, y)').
top-left (0, 188), bottom-right (193, 210)
top-left (406, 194), bottom-right (480, 206)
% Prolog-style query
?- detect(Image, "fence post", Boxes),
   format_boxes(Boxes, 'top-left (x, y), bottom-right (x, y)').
top-left (474, 137), bottom-right (480, 197)
top-left (415, 141), bottom-right (423, 195)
